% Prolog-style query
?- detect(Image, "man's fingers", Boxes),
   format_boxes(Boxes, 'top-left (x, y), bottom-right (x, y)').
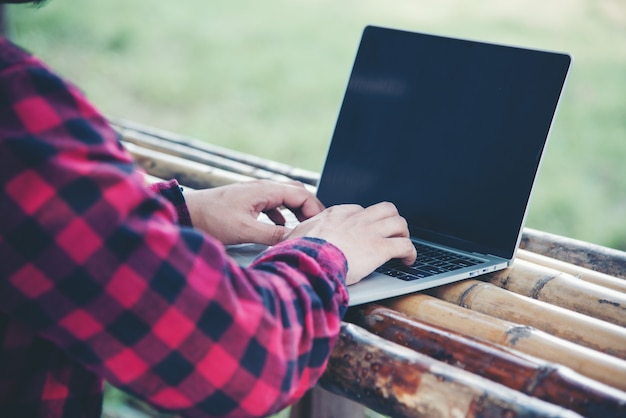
top-left (363, 201), bottom-right (400, 220)
top-left (264, 208), bottom-right (286, 226)
top-left (389, 237), bottom-right (417, 266)
top-left (250, 223), bottom-right (290, 247)
top-left (284, 192), bottom-right (325, 221)
top-left (371, 214), bottom-right (411, 238)
top-left (256, 181), bottom-right (325, 221)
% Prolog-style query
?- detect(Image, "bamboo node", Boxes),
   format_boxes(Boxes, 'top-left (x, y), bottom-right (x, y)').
top-left (598, 299), bottom-right (620, 308)
top-left (459, 282), bottom-right (484, 308)
top-left (529, 274), bottom-right (558, 299)
top-left (506, 326), bottom-right (533, 345)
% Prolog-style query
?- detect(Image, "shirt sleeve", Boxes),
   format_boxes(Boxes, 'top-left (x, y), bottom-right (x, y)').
top-left (0, 52), bottom-right (349, 417)
top-left (147, 179), bottom-right (193, 227)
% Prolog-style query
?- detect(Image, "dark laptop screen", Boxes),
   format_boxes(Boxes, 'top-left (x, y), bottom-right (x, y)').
top-left (316, 26), bottom-right (571, 259)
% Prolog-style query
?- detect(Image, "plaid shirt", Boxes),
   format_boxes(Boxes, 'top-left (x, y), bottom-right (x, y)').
top-left (0, 37), bottom-right (349, 417)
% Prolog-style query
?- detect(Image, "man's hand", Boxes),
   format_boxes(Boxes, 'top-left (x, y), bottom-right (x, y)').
top-left (184, 180), bottom-right (324, 246)
top-left (184, 180), bottom-right (416, 285)
top-left (284, 202), bottom-right (417, 285)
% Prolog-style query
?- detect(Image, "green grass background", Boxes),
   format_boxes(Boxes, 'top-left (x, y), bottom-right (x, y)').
top-left (7, 0), bottom-right (626, 251)
top-left (4, 1), bottom-right (625, 416)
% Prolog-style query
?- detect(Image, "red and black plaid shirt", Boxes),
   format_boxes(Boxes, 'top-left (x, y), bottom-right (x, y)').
top-left (0, 37), bottom-right (349, 417)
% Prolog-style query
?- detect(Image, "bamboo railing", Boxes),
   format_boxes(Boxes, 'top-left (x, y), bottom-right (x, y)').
top-left (111, 118), bottom-right (626, 418)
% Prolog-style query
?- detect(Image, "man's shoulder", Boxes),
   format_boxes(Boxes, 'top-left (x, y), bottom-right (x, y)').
top-left (0, 37), bottom-right (34, 72)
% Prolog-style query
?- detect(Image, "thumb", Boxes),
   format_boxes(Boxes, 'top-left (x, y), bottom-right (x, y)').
top-left (249, 222), bottom-right (290, 246)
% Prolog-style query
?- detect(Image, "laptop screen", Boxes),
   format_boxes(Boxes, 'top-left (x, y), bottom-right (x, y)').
top-left (316, 26), bottom-right (571, 260)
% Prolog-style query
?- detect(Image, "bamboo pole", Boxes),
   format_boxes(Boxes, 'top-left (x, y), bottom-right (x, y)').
top-left (521, 228), bottom-right (626, 279)
top-left (119, 128), bottom-right (299, 184)
top-left (385, 294), bottom-right (626, 391)
top-left (347, 305), bottom-right (626, 416)
top-left (517, 248), bottom-right (626, 293)
top-left (124, 142), bottom-right (252, 189)
top-left (427, 279), bottom-right (626, 358)
top-left (485, 258), bottom-right (626, 327)
top-left (289, 387), bottom-right (367, 418)
top-left (110, 117), bottom-right (320, 186)
top-left (321, 323), bottom-right (582, 418)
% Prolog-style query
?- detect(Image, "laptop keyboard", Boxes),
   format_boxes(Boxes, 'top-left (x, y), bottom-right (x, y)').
top-left (375, 242), bottom-right (485, 281)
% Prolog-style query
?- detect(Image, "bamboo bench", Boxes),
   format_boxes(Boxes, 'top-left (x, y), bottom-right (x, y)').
top-left (112, 118), bottom-right (626, 418)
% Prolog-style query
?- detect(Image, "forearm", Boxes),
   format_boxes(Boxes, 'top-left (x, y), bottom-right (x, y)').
top-left (143, 183), bottom-right (350, 414)
top-left (2, 156), bottom-right (348, 417)
top-left (2, 174), bottom-right (348, 417)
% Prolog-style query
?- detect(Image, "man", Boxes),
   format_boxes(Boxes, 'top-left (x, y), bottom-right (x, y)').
top-left (0, 1), bottom-right (416, 416)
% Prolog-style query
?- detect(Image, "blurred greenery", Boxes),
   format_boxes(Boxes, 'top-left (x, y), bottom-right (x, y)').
top-left (7, 0), bottom-right (626, 250)
top-left (5, 1), bottom-right (625, 416)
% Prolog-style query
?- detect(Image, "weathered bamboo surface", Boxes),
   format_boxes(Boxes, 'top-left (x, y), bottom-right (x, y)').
top-left (111, 117), bottom-right (320, 186)
top-left (112, 119), bottom-right (626, 418)
top-left (385, 294), bottom-right (626, 392)
top-left (347, 305), bottom-right (626, 416)
top-left (427, 279), bottom-right (626, 358)
top-left (517, 249), bottom-right (626, 293)
top-left (521, 228), bottom-right (626, 279)
top-left (320, 323), bottom-right (582, 418)
top-left (124, 141), bottom-right (254, 189)
top-left (484, 258), bottom-right (626, 327)
top-left (120, 129), bottom-right (301, 186)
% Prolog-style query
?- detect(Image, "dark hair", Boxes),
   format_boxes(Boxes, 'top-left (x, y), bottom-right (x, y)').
top-left (0, 0), bottom-right (47, 5)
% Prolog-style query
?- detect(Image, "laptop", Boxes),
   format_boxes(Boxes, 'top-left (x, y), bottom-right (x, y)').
top-left (228, 25), bottom-right (571, 306)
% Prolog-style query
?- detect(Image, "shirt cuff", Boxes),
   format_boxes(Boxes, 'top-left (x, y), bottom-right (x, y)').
top-left (147, 179), bottom-right (193, 227)
top-left (257, 237), bottom-right (350, 315)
